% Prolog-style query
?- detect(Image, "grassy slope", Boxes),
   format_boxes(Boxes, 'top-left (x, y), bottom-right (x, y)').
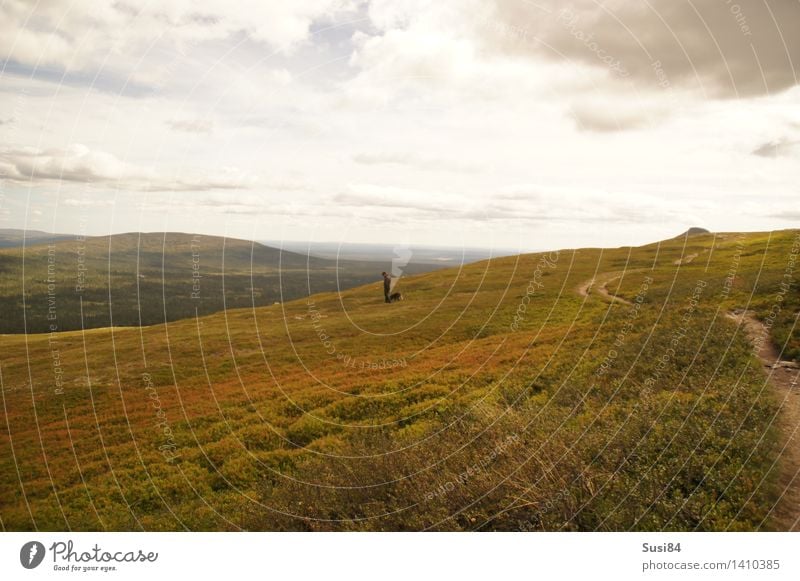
top-left (0, 232), bottom-right (439, 334)
top-left (0, 229), bottom-right (797, 531)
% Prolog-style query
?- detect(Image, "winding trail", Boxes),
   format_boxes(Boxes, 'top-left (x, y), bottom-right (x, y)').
top-left (726, 310), bottom-right (800, 531)
top-left (577, 269), bottom-right (800, 530)
top-left (673, 252), bottom-right (698, 266)
top-left (576, 271), bottom-right (632, 306)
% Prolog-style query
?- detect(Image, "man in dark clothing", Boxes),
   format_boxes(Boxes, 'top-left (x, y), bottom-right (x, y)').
top-left (382, 272), bottom-right (391, 303)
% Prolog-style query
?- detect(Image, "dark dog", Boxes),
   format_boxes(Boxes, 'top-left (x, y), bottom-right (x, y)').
top-left (389, 292), bottom-right (404, 302)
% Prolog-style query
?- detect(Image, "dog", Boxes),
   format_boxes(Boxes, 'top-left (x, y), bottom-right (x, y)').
top-left (389, 292), bottom-right (404, 302)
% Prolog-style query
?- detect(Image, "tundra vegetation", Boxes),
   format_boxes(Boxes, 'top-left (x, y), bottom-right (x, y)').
top-left (0, 229), bottom-right (797, 531)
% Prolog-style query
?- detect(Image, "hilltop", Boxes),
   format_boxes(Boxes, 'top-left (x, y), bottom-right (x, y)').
top-left (673, 227), bottom-right (712, 239)
top-left (0, 229), bottom-right (797, 531)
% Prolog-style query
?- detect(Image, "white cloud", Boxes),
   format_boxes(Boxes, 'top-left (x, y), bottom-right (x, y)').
top-left (334, 183), bottom-right (456, 213)
top-left (344, 3), bottom-right (593, 106)
top-left (166, 119), bottom-right (214, 134)
top-left (353, 151), bottom-right (479, 173)
top-left (0, 0), bottom-right (359, 75)
top-left (0, 144), bottom-right (249, 192)
top-left (0, 144), bottom-right (130, 183)
top-left (270, 69), bottom-right (294, 86)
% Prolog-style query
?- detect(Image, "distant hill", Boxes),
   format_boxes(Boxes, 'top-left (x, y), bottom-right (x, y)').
top-left (0, 232), bottom-right (442, 333)
top-left (676, 226), bottom-right (711, 238)
top-left (0, 228), bottom-right (72, 248)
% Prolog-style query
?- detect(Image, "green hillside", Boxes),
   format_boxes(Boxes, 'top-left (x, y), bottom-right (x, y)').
top-left (0, 229), bottom-right (797, 531)
top-left (0, 232), bottom-right (439, 334)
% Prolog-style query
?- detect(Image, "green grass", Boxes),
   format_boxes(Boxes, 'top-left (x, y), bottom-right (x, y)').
top-left (0, 229), bottom-right (797, 531)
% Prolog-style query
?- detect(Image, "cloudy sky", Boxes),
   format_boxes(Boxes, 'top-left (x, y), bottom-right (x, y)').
top-left (0, 0), bottom-right (798, 251)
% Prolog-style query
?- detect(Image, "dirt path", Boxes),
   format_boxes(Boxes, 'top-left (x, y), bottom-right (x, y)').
top-left (727, 310), bottom-right (800, 531)
top-left (577, 271), bottom-right (632, 306)
top-left (673, 252), bottom-right (698, 265)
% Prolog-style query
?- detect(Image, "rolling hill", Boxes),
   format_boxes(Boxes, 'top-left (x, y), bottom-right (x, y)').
top-left (0, 232), bottom-right (444, 334)
top-left (0, 228), bottom-right (73, 248)
top-left (0, 229), bottom-right (798, 531)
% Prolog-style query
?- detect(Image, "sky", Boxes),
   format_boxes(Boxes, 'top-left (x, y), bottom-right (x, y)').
top-left (0, 0), bottom-right (798, 252)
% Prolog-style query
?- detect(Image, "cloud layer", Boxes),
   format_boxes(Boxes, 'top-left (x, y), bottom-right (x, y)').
top-left (485, 0), bottom-right (800, 97)
top-left (0, 1), bottom-right (359, 73)
top-left (0, 144), bottom-right (244, 191)
top-left (1, 0), bottom-right (798, 248)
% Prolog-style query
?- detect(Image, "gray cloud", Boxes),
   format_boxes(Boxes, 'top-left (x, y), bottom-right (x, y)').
top-left (765, 210), bottom-right (800, 220)
top-left (752, 138), bottom-right (800, 158)
top-left (568, 105), bottom-right (652, 133)
top-left (0, 60), bottom-right (154, 98)
top-left (486, 0), bottom-right (800, 97)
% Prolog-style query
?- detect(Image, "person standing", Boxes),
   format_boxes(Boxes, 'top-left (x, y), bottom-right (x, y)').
top-left (382, 272), bottom-right (391, 303)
